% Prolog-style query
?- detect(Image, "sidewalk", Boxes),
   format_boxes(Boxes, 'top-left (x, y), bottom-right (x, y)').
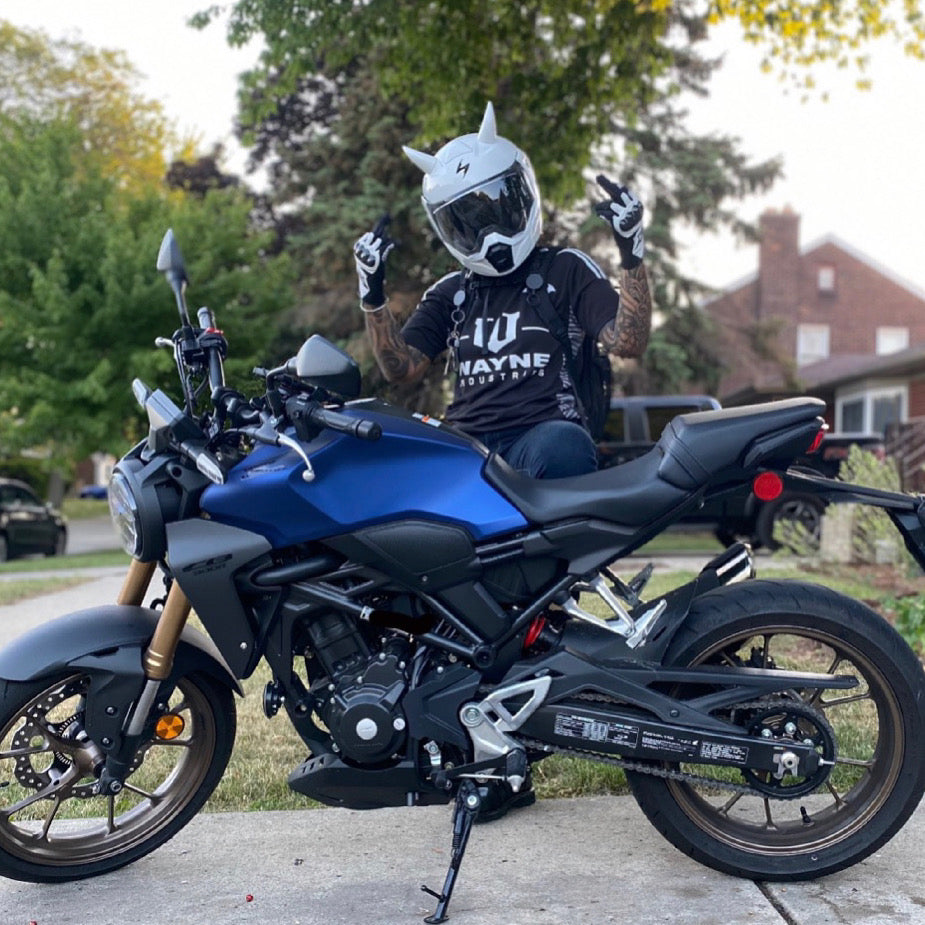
top-left (0, 575), bottom-right (922, 925)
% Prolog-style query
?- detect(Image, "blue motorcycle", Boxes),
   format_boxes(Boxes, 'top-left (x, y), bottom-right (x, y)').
top-left (1, 231), bottom-right (924, 923)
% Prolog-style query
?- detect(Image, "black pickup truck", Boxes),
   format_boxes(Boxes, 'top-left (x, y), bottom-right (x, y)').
top-left (598, 395), bottom-right (885, 549)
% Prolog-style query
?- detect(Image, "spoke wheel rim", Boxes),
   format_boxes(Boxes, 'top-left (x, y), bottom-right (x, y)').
top-left (665, 624), bottom-right (903, 857)
top-left (0, 673), bottom-right (218, 867)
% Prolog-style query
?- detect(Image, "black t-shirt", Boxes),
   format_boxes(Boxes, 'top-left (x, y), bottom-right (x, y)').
top-left (402, 247), bottom-right (619, 435)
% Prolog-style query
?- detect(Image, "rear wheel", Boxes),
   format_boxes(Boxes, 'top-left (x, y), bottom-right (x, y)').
top-left (627, 579), bottom-right (925, 880)
top-left (0, 670), bottom-right (235, 882)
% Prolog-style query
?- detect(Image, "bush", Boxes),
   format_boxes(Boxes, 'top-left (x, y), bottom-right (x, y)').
top-left (837, 445), bottom-right (908, 565)
top-left (886, 595), bottom-right (925, 655)
top-left (0, 457), bottom-right (51, 497)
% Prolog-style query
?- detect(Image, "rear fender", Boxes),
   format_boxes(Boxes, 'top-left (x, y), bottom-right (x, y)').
top-left (0, 605), bottom-right (241, 746)
top-left (630, 543), bottom-right (756, 661)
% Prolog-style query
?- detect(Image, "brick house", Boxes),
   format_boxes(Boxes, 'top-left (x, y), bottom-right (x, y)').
top-left (705, 208), bottom-right (925, 436)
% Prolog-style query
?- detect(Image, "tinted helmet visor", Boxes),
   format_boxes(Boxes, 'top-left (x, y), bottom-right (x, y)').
top-left (430, 164), bottom-right (535, 257)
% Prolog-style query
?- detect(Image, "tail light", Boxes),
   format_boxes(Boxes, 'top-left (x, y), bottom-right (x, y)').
top-left (806, 424), bottom-right (828, 454)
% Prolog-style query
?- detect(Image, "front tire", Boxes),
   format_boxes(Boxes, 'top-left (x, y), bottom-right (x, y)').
top-left (627, 579), bottom-right (925, 881)
top-left (0, 670), bottom-right (235, 882)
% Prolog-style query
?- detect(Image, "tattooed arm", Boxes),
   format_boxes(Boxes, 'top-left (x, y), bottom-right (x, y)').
top-left (364, 305), bottom-right (432, 384)
top-left (598, 263), bottom-right (652, 358)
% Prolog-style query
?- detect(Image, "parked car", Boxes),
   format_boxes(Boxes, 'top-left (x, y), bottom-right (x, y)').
top-left (0, 478), bottom-right (68, 562)
top-left (597, 395), bottom-right (884, 550)
top-left (79, 484), bottom-right (108, 500)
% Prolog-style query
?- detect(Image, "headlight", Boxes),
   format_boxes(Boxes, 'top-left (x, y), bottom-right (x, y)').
top-left (109, 472), bottom-right (142, 557)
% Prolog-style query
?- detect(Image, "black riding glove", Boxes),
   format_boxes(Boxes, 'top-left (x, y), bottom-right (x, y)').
top-left (354, 214), bottom-right (395, 307)
top-left (594, 175), bottom-right (645, 269)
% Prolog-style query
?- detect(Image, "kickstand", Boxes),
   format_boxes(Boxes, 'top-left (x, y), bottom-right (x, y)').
top-left (421, 779), bottom-right (481, 924)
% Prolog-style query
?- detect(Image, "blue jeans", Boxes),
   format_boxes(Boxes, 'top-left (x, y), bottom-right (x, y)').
top-left (476, 420), bottom-right (598, 478)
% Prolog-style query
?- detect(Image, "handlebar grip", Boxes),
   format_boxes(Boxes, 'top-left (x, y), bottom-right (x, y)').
top-left (197, 306), bottom-right (226, 391)
top-left (308, 406), bottom-right (382, 441)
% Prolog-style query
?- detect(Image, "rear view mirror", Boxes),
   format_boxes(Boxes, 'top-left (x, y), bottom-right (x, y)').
top-left (293, 335), bottom-right (361, 399)
top-left (156, 229), bottom-right (191, 325)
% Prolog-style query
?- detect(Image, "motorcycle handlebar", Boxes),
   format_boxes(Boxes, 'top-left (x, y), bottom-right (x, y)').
top-left (307, 405), bottom-right (382, 441)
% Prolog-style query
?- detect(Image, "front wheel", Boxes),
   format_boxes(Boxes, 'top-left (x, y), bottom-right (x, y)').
top-left (0, 670), bottom-right (235, 882)
top-left (627, 579), bottom-right (925, 881)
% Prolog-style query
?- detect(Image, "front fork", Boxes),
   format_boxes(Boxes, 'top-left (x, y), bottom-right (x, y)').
top-left (97, 560), bottom-right (193, 794)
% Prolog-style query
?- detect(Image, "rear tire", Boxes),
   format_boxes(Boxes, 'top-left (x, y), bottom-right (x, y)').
top-left (627, 579), bottom-right (925, 881)
top-left (0, 670), bottom-right (235, 882)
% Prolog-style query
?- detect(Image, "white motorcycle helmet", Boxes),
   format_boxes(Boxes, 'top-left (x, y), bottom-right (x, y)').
top-left (403, 102), bottom-right (542, 276)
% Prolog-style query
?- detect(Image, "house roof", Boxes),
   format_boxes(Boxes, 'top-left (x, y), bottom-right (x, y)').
top-left (723, 345), bottom-right (925, 406)
top-left (703, 233), bottom-right (925, 307)
top-left (799, 343), bottom-right (925, 390)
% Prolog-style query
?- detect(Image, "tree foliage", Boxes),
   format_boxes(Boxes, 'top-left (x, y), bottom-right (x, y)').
top-left (0, 23), bottom-right (297, 466)
top-left (705, 0), bottom-right (925, 90)
top-left (197, 0), bottom-right (924, 201)
top-left (0, 115), bottom-right (294, 464)
top-left (0, 20), bottom-right (181, 189)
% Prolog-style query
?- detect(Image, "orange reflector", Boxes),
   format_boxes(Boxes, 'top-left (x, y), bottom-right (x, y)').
top-left (753, 471), bottom-right (784, 502)
top-left (155, 714), bottom-right (185, 740)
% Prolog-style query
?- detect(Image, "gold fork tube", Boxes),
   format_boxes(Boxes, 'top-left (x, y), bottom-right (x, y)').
top-left (143, 582), bottom-right (192, 681)
top-left (117, 559), bottom-right (157, 606)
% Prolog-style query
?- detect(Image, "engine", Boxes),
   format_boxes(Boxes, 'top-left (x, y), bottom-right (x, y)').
top-left (303, 610), bottom-right (411, 765)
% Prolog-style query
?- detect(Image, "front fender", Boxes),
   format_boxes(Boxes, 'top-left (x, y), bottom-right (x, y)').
top-left (0, 604), bottom-right (242, 750)
top-left (0, 604), bottom-right (240, 692)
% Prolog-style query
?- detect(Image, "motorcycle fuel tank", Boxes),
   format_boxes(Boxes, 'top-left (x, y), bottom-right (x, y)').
top-left (200, 401), bottom-right (527, 548)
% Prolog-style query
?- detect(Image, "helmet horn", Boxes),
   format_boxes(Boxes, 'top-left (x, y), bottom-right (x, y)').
top-left (402, 145), bottom-right (438, 175)
top-left (477, 101), bottom-right (498, 144)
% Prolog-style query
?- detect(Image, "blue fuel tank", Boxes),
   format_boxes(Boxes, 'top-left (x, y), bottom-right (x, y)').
top-left (200, 400), bottom-right (527, 548)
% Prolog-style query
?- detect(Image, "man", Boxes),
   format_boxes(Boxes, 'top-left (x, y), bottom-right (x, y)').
top-left (355, 102), bottom-right (652, 480)
top-left (353, 102), bottom-right (652, 820)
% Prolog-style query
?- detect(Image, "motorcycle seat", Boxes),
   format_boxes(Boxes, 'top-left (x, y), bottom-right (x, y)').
top-left (655, 397), bottom-right (825, 490)
top-left (483, 398), bottom-right (826, 527)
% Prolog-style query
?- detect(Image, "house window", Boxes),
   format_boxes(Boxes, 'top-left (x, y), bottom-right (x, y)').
top-left (836, 385), bottom-right (907, 435)
top-left (839, 398), bottom-right (864, 432)
top-left (817, 265), bottom-right (837, 293)
top-left (796, 323), bottom-right (830, 366)
top-left (876, 326), bottom-right (909, 355)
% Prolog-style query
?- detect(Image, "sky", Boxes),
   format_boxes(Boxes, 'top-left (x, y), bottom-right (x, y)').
top-left (3, 2), bottom-right (925, 293)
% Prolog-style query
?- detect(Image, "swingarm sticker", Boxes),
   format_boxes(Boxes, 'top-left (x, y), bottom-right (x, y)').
top-left (552, 712), bottom-right (750, 765)
top-left (554, 713), bottom-right (640, 749)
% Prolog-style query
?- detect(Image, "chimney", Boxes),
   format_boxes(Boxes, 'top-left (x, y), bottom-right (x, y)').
top-left (757, 207), bottom-right (800, 318)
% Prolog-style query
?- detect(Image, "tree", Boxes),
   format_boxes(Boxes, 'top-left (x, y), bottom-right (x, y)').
top-left (0, 20), bottom-right (180, 189)
top-left (0, 115), bottom-right (295, 465)
top-left (197, 0), bottom-right (924, 202)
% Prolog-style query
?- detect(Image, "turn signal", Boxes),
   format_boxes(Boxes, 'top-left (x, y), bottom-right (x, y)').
top-left (155, 714), bottom-right (185, 740)
top-left (752, 472), bottom-right (784, 502)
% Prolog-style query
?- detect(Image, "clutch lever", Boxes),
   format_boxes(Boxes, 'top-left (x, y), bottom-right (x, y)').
top-left (248, 418), bottom-right (316, 482)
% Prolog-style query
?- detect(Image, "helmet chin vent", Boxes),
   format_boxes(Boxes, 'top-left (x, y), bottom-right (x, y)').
top-left (486, 243), bottom-right (515, 274)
